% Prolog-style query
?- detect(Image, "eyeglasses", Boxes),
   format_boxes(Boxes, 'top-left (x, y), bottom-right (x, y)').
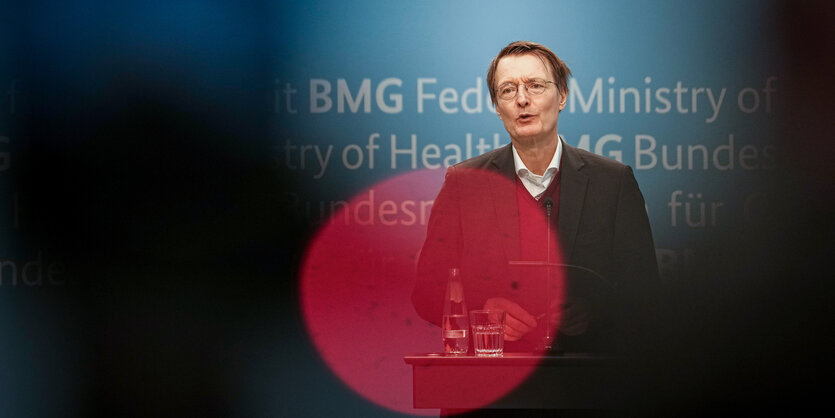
top-left (496, 79), bottom-right (556, 101)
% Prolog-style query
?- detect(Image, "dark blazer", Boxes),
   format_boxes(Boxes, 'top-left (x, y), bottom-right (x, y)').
top-left (413, 139), bottom-right (659, 353)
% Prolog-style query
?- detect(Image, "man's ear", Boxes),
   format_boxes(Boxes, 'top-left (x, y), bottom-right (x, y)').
top-left (558, 90), bottom-right (568, 111)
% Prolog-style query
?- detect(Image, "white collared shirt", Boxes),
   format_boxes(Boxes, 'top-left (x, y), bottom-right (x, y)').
top-left (511, 136), bottom-right (562, 200)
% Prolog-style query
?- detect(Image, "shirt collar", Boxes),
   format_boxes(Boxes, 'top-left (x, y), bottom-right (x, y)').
top-left (511, 135), bottom-right (563, 177)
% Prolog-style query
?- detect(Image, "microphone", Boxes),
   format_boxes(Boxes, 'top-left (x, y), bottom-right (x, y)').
top-left (543, 197), bottom-right (553, 218)
top-left (543, 197), bottom-right (553, 264)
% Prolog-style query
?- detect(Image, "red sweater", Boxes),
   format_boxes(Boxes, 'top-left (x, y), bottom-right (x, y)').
top-left (505, 173), bottom-right (566, 351)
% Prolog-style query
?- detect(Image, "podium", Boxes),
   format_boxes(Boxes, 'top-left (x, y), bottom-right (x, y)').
top-left (404, 353), bottom-right (620, 412)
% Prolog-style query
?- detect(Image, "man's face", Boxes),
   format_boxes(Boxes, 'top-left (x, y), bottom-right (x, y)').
top-left (494, 54), bottom-right (566, 144)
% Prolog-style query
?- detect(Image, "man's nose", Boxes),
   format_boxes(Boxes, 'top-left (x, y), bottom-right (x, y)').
top-left (515, 85), bottom-right (530, 106)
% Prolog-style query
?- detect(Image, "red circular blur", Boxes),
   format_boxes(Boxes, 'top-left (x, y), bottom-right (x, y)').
top-left (299, 168), bottom-right (564, 415)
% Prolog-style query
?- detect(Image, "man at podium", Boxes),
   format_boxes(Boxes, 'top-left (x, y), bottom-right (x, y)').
top-left (412, 41), bottom-right (659, 354)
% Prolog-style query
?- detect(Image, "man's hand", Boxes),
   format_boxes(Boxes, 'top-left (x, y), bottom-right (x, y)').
top-left (483, 297), bottom-right (538, 341)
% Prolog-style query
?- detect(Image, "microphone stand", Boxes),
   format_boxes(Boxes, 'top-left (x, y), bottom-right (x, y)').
top-left (508, 198), bottom-right (614, 355)
top-left (544, 198), bottom-right (554, 351)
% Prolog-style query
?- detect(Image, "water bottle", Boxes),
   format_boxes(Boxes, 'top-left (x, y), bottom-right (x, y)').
top-left (442, 268), bottom-right (469, 355)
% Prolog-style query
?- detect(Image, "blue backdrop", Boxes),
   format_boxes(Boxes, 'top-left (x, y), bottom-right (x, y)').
top-left (273, 0), bottom-right (783, 280)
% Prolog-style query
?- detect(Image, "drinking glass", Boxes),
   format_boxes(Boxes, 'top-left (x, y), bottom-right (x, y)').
top-left (469, 310), bottom-right (506, 357)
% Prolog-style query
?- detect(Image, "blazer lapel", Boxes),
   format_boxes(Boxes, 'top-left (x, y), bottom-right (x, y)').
top-left (557, 139), bottom-right (588, 262)
top-left (488, 145), bottom-right (522, 262)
